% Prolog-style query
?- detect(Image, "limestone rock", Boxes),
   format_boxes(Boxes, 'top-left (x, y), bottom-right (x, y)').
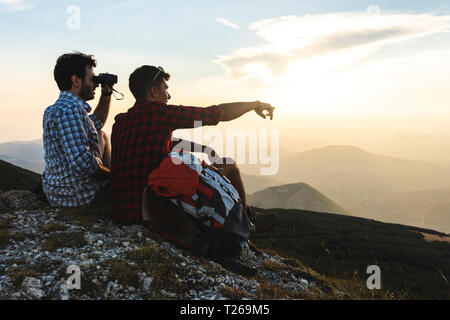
top-left (21, 277), bottom-right (45, 299)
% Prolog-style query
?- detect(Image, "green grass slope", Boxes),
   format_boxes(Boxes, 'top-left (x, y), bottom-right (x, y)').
top-left (251, 208), bottom-right (450, 299)
top-left (0, 159), bottom-right (41, 193)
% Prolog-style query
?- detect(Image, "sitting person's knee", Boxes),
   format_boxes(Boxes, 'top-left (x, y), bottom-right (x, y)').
top-left (214, 157), bottom-right (235, 166)
top-left (213, 157), bottom-right (239, 177)
top-left (100, 130), bottom-right (109, 143)
top-left (97, 130), bottom-right (111, 168)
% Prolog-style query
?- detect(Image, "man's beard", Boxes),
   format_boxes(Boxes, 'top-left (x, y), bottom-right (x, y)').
top-left (79, 81), bottom-right (94, 101)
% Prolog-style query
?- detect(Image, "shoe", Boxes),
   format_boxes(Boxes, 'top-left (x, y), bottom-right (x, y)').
top-left (246, 206), bottom-right (279, 233)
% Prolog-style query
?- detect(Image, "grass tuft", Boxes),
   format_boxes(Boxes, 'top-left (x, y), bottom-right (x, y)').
top-left (41, 232), bottom-right (87, 251)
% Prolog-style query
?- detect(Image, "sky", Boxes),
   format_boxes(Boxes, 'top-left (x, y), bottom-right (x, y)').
top-left (2, 0), bottom-right (450, 161)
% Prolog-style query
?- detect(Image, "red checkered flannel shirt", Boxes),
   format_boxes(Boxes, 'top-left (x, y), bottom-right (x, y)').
top-left (111, 100), bottom-right (222, 224)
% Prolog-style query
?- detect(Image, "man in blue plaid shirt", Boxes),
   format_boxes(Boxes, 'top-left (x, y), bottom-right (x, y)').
top-left (42, 52), bottom-right (112, 207)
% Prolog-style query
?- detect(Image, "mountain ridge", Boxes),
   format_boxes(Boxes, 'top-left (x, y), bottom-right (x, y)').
top-left (248, 182), bottom-right (348, 215)
top-left (0, 159), bottom-right (40, 193)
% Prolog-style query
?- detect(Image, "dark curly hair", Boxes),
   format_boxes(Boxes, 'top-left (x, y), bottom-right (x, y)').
top-left (129, 65), bottom-right (170, 100)
top-left (54, 52), bottom-right (97, 91)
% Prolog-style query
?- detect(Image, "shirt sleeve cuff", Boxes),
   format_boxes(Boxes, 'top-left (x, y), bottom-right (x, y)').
top-left (89, 114), bottom-right (104, 130)
top-left (87, 157), bottom-right (101, 176)
top-left (207, 105), bottom-right (222, 126)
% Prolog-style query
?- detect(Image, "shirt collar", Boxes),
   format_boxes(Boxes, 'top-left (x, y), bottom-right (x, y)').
top-left (59, 91), bottom-right (92, 112)
top-left (134, 99), bottom-right (165, 108)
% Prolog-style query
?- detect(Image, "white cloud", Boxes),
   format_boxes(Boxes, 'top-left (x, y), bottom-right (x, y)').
top-left (0, 0), bottom-right (34, 12)
top-left (216, 17), bottom-right (241, 30)
top-left (215, 12), bottom-right (450, 80)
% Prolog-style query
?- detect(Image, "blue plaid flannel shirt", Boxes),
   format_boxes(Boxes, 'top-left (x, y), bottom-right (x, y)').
top-left (42, 91), bottom-right (107, 207)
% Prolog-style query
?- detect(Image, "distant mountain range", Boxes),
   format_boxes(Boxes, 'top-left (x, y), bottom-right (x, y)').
top-left (0, 139), bottom-right (44, 174)
top-left (277, 145), bottom-right (450, 194)
top-left (247, 182), bottom-right (348, 215)
top-left (273, 145), bottom-right (450, 233)
top-left (240, 172), bottom-right (281, 195)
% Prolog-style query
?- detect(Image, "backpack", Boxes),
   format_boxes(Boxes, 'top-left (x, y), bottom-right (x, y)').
top-left (142, 152), bottom-right (255, 262)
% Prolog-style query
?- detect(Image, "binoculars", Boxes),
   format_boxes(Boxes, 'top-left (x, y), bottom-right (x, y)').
top-left (93, 73), bottom-right (118, 87)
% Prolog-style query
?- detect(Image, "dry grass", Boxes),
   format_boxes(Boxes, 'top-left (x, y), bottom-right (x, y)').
top-left (41, 231), bottom-right (87, 251)
top-left (420, 232), bottom-right (450, 244)
top-left (0, 217), bottom-right (12, 229)
top-left (39, 222), bottom-right (67, 233)
top-left (108, 261), bottom-right (140, 287)
top-left (8, 268), bottom-right (39, 287)
top-left (219, 286), bottom-right (251, 300)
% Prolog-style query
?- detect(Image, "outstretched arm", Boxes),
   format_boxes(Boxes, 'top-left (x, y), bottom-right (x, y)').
top-left (217, 101), bottom-right (275, 122)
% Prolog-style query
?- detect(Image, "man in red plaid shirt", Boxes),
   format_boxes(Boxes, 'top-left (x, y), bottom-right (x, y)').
top-left (111, 65), bottom-right (278, 231)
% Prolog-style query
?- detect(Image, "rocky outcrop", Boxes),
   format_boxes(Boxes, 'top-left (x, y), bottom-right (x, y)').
top-left (0, 190), bottom-right (329, 300)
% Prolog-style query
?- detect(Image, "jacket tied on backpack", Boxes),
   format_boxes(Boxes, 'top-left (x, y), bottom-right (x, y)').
top-left (142, 152), bottom-right (254, 258)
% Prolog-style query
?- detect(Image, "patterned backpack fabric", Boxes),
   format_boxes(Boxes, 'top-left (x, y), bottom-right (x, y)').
top-left (142, 152), bottom-right (254, 258)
